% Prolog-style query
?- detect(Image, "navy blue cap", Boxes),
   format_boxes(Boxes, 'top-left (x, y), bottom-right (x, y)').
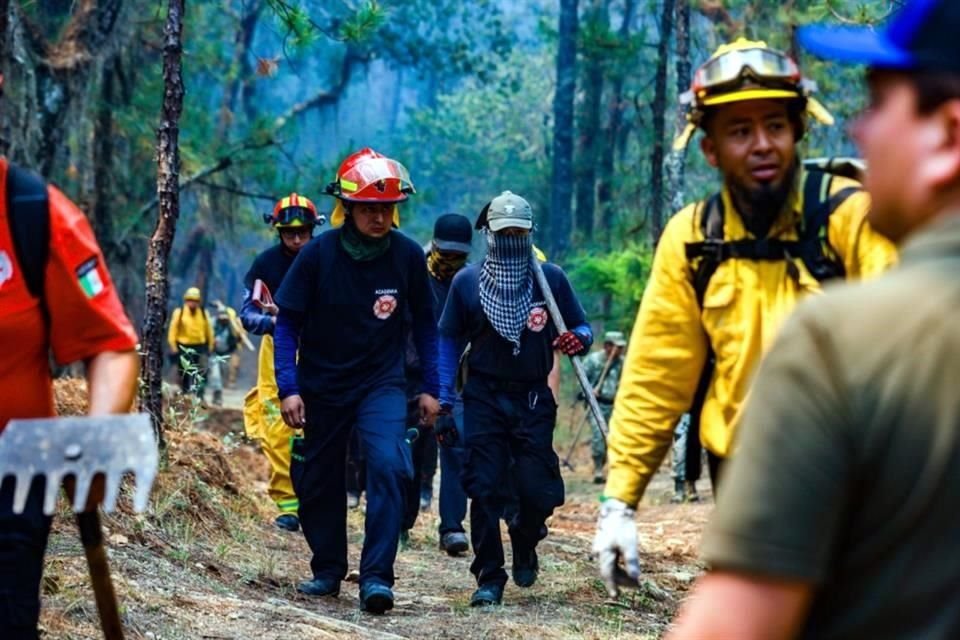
top-left (799, 0), bottom-right (960, 73)
top-left (433, 213), bottom-right (472, 253)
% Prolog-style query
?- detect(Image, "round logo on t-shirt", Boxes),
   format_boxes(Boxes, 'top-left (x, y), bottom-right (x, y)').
top-left (374, 294), bottom-right (398, 320)
top-left (527, 306), bottom-right (548, 332)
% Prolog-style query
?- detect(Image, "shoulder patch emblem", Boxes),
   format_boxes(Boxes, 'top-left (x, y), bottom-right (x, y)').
top-left (374, 294), bottom-right (398, 320)
top-left (0, 251), bottom-right (13, 289)
top-left (527, 306), bottom-right (548, 332)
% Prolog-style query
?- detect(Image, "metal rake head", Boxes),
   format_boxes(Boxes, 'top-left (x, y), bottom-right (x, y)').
top-left (0, 414), bottom-right (158, 515)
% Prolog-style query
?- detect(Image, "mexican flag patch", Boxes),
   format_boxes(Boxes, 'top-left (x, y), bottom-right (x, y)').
top-left (76, 257), bottom-right (104, 298)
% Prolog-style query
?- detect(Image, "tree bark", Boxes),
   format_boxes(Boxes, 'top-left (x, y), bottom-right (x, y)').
top-left (597, 0), bottom-right (636, 248)
top-left (574, 0), bottom-right (607, 244)
top-left (666, 0), bottom-right (691, 216)
top-left (648, 0), bottom-right (675, 244)
top-left (141, 0), bottom-right (185, 444)
top-left (550, 0), bottom-right (578, 257)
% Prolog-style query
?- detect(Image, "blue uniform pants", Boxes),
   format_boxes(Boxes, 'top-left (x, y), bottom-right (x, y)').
top-left (292, 386), bottom-right (412, 587)
top-left (461, 377), bottom-right (565, 587)
top-left (438, 402), bottom-right (468, 535)
top-left (0, 478), bottom-right (52, 640)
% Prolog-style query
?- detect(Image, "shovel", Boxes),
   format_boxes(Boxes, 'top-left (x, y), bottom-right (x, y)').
top-left (0, 414), bottom-right (158, 640)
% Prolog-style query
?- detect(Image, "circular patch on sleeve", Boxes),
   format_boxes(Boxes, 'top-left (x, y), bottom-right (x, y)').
top-left (374, 294), bottom-right (398, 320)
top-left (527, 306), bottom-right (549, 332)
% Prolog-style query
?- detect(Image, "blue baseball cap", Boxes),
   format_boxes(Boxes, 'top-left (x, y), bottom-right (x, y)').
top-left (799, 0), bottom-right (960, 73)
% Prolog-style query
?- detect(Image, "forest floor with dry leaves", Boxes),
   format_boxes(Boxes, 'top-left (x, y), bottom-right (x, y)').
top-left (38, 380), bottom-right (711, 639)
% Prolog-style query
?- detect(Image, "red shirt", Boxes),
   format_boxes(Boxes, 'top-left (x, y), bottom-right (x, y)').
top-left (0, 159), bottom-right (138, 429)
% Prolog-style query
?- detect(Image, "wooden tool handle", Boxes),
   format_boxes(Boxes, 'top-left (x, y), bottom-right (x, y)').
top-left (77, 510), bottom-right (125, 640)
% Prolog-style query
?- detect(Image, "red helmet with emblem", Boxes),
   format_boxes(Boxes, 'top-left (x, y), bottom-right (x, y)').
top-left (325, 147), bottom-right (415, 204)
top-left (264, 192), bottom-right (322, 228)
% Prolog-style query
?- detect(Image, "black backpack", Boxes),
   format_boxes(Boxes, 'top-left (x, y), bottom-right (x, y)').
top-left (680, 160), bottom-right (863, 480)
top-left (6, 162), bottom-right (50, 300)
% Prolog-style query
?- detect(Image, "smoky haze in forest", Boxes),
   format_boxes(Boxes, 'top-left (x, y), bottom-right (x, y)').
top-left (0, 0), bottom-right (885, 330)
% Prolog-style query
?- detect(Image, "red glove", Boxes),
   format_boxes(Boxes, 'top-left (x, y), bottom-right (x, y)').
top-left (553, 330), bottom-right (587, 356)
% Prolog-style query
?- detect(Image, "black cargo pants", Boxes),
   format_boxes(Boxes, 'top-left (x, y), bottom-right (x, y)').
top-left (0, 477), bottom-right (53, 640)
top-left (460, 375), bottom-right (564, 587)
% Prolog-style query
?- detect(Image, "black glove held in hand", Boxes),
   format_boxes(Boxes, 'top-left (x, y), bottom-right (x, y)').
top-left (434, 414), bottom-right (459, 448)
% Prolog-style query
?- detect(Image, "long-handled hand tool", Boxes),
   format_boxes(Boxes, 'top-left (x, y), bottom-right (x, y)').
top-left (0, 414), bottom-right (158, 640)
top-left (531, 256), bottom-right (609, 440)
top-left (560, 349), bottom-right (617, 470)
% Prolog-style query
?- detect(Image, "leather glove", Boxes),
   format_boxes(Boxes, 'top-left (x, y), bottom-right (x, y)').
top-left (592, 498), bottom-right (642, 598)
top-left (553, 330), bottom-right (587, 356)
top-left (434, 413), bottom-right (459, 448)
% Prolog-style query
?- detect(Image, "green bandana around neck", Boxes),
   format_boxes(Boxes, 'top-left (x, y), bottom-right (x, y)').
top-left (340, 216), bottom-right (391, 261)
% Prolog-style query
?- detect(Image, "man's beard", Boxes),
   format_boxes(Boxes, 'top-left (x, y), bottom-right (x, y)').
top-left (727, 161), bottom-right (799, 237)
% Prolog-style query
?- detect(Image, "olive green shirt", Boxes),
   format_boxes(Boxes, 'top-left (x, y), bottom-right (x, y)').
top-left (702, 213), bottom-right (960, 639)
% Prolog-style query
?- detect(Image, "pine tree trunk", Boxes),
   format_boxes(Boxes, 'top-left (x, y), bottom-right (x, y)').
top-left (550, 0), bottom-right (578, 257)
top-left (649, 0), bottom-right (675, 244)
top-left (666, 0), bottom-right (691, 216)
top-left (140, 0), bottom-right (185, 445)
top-left (597, 0), bottom-right (636, 249)
top-left (574, 0), bottom-right (608, 243)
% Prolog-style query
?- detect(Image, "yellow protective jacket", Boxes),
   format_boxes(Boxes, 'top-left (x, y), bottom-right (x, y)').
top-left (167, 306), bottom-right (214, 352)
top-left (605, 172), bottom-right (897, 506)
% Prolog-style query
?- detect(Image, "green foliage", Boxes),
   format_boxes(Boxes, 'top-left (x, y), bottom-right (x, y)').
top-left (567, 245), bottom-right (653, 328)
top-left (397, 48), bottom-right (554, 233)
top-left (339, 1), bottom-right (387, 43)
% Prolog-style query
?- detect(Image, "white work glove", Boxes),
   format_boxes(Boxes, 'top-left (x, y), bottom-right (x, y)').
top-left (592, 497), bottom-right (642, 598)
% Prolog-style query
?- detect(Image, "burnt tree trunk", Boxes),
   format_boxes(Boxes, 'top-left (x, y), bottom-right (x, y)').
top-left (648, 0), bottom-right (675, 244)
top-left (550, 0), bottom-right (578, 257)
top-left (141, 0), bottom-right (185, 444)
top-left (666, 0), bottom-right (691, 215)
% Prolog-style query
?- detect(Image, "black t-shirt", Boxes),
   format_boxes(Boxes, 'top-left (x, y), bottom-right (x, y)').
top-left (243, 243), bottom-right (296, 295)
top-left (275, 228), bottom-right (434, 403)
top-left (439, 263), bottom-right (587, 383)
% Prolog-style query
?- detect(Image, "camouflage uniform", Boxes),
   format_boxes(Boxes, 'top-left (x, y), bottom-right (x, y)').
top-left (581, 344), bottom-right (624, 476)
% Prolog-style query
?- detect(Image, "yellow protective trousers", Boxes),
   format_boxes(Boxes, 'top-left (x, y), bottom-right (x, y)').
top-left (243, 335), bottom-right (300, 514)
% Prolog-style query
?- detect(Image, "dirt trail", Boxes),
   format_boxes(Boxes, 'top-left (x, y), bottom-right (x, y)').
top-left (39, 394), bottom-right (709, 639)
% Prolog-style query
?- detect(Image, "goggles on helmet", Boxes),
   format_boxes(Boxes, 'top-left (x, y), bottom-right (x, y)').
top-left (272, 206), bottom-right (316, 227)
top-left (693, 47), bottom-right (801, 95)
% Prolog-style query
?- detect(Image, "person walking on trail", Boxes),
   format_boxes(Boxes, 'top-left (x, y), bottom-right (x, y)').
top-left (240, 192), bottom-right (323, 532)
top-left (669, 414), bottom-right (700, 504)
top-left (580, 330), bottom-right (626, 485)
top-left (424, 213), bottom-right (472, 556)
top-left (208, 306), bottom-right (243, 407)
top-left (274, 148), bottom-right (440, 615)
top-left (167, 286), bottom-right (214, 400)
top-left (669, 4), bottom-right (960, 638)
top-left (212, 300), bottom-right (246, 389)
top-left (0, 155), bottom-right (139, 639)
top-left (437, 190), bottom-right (593, 607)
top-left (593, 38), bottom-right (899, 598)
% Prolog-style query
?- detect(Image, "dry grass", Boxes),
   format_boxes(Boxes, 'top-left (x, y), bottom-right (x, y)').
top-left (38, 384), bottom-right (709, 639)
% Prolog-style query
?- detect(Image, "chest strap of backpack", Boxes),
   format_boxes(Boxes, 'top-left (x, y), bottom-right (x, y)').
top-left (679, 170), bottom-right (860, 472)
top-left (7, 163), bottom-right (50, 300)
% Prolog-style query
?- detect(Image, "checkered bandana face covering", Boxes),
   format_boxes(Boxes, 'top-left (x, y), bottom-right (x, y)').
top-left (479, 232), bottom-right (533, 356)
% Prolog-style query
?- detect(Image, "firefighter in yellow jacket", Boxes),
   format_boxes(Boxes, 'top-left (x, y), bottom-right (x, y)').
top-left (168, 286), bottom-right (215, 399)
top-left (241, 193), bottom-right (323, 531)
top-left (592, 39), bottom-right (899, 597)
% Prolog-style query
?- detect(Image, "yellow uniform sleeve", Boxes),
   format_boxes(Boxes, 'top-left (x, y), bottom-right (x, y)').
top-left (826, 182), bottom-right (898, 279)
top-left (167, 307), bottom-right (181, 353)
top-left (605, 206), bottom-right (708, 507)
